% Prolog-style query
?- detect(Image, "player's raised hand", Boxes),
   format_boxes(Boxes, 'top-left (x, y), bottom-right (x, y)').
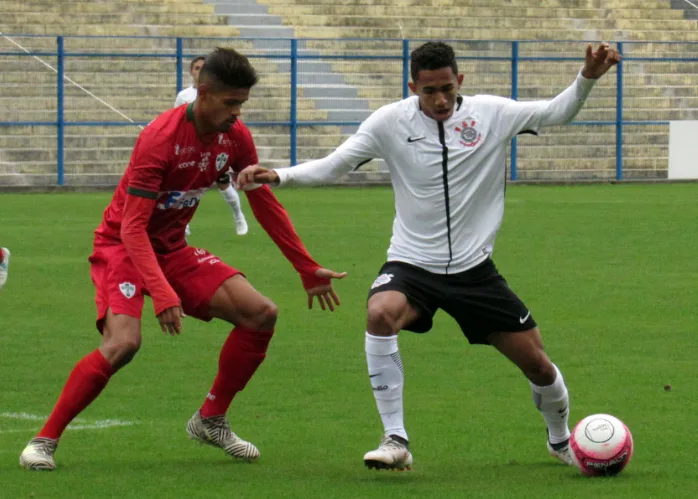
top-left (581, 42), bottom-right (622, 80)
top-left (306, 267), bottom-right (347, 312)
top-left (238, 164), bottom-right (280, 187)
top-left (157, 305), bottom-right (185, 335)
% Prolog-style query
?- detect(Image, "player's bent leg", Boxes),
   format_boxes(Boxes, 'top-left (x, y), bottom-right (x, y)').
top-left (208, 274), bottom-right (278, 331)
top-left (488, 328), bottom-right (574, 466)
top-left (366, 290), bottom-right (420, 337)
top-left (20, 310), bottom-right (140, 471)
top-left (99, 310), bottom-right (143, 372)
top-left (187, 275), bottom-right (276, 461)
top-left (364, 291), bottom-right (419, 470)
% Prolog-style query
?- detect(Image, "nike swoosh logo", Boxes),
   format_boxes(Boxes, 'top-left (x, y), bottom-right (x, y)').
top-left (519, 311), bottom-right (531, 324)
top-left (369, 373), bottom-right (381, 378)
top-left (407, 136), bottom-right (426, 143)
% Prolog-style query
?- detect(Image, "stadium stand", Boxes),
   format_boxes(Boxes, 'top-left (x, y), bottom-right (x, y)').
top-left (1, 0), bottom-right (697, 184)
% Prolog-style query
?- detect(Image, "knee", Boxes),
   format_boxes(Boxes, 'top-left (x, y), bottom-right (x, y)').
top-left (523, 355), bottom-right (556, 386)
top-left (101, 335), bottom-right (141, 370)
top-left (366, 303), bottom-right (399, 335)
top-left (244, 300), bottom-right (278, 331)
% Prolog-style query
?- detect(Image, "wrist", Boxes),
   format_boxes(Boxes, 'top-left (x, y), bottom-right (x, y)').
top-left (580, 68), bottom-right (596, 80)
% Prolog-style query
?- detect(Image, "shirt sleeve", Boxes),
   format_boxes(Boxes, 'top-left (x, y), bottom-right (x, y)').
top-left (121, 130), bottom-right (180, 315)
top-left (489, 70), bottom-right (597, 141)
top-left (174, 92), bottom-right (184, 108)
top-left (126, 131), bottom-right (170, 196)
top-left (275, 105), bottom-right (390, 186)
top-left (245, 185), bottom-right (328, 289)
top-left (121, 195), bottom-right (181, 316)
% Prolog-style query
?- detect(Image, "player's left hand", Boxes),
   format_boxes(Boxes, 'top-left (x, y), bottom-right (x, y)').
top-left (581, 42), bottom-right (622, 79)
top-left (306, 267), bottom-right (347, 311)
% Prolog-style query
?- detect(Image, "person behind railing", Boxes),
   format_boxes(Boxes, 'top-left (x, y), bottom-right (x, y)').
top-left (176, 55), bottom-right (249, 237)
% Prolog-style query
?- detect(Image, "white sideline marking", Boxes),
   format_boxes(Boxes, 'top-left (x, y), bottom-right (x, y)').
top-left (0, 32), bottom-right (144, 129)
top-left (0, 412), bottom-right (135, 433)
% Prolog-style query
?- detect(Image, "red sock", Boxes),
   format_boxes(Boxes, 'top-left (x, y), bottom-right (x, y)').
top-left (37, 349), bottom-right (113, 440)
top-left (200, 326), bottom-right (274, 418)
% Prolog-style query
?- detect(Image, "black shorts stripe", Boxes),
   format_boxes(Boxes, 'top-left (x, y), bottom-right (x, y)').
top-left (127, 187), bottom-right (158, 200)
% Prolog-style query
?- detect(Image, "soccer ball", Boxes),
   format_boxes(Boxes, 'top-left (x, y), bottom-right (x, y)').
top-left (569, 414), bottom-right (633, 476)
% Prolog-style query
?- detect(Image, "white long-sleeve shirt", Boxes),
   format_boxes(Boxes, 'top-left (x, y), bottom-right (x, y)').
top-left (175, 86), bottom-right (197, 107)
top-left (276, 71), bottom-right (597, 274)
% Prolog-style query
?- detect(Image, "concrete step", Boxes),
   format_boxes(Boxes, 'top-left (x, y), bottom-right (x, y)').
top-left (228, 0), bottom-right (670, 8)
top-left (0, 13), bottom-right (229, 26)
top-left (264, 5), bottom-right (684, 20)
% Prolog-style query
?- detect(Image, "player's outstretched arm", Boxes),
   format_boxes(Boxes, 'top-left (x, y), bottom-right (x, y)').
top-left (537, 43), bottom-right (620, 127)
top-left (494, 43), bottom-right (622, 139)
top-left (239, 105), bottom-right (390, 188)
top-left (244, 185), bottom-right (346, 311)
top-left (238, 151), bottom-right (354, 188)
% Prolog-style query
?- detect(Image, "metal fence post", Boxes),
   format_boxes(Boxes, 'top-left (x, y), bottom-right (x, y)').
top-left (57, 36), bottom-right (65, 186)
top-left (402, 39), bottom-right (409, 99)
top-left (290, 39), bottom-right (298, 166)
top-left (176, 37), bottom-right (184, 94)
top-left (615, 41), bottom-right (624, 181)
top-left (510, 41), bottom-right (519, 181)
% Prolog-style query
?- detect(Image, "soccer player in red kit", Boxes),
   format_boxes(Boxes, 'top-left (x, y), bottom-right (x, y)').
top-left (19, 48), bottom-right (345, 471)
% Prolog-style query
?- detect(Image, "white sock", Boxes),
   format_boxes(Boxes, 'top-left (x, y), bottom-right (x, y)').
top-left (530, 364), bottom-right (570, 444)
top-left (365, 332), bottom-right (407, 441)
top-left (220, 184), bottom-right (242, 214)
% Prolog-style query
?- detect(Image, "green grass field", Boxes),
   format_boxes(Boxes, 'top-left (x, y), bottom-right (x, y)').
top-left (1, 184), bottom-right (697, 499)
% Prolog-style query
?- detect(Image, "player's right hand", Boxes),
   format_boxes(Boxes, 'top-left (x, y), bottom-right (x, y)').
top-left (157, 305), bottom-right (185, 335)
top-left (238, 164), bottom-right (280, 186)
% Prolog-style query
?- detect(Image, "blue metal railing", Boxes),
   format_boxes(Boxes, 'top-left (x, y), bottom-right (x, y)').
top-left (0, 35), bottom-right (692, 185)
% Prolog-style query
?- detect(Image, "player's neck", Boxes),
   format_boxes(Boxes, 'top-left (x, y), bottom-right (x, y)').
top-left (189, 102), bottom-right (217, 139)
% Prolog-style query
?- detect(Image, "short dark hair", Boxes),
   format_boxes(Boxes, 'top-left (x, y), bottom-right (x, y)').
top-left (199, 47), bottom-right (259, 90)
top-left (189, 56), bottom-right (206, 70)
top-left (410, 42), bottom-right (458, 82)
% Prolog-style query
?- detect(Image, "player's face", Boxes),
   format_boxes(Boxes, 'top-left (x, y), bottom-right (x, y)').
top-left (198, 85), bottom-right (250, 132)
top-left (190, 60), bottom-right (204, 86)
top-left (409, 67), bottom-right (464, 122)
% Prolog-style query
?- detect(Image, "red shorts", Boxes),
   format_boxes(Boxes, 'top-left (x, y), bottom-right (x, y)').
top-left (88, 244), bottom-right (241, 332)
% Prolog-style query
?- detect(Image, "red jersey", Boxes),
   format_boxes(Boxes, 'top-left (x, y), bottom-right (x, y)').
top-left (93, 102), bottom-right (327, 316)
top-left (95, 103), bottom-right (256, 252)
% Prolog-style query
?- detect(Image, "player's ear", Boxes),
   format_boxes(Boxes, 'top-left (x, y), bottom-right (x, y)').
top-left (197, 83), bottom-right (210, 100)
top-left (408, 82), bottom-right (417, 95)
top-left (456, 73), bottom-right (464, 88)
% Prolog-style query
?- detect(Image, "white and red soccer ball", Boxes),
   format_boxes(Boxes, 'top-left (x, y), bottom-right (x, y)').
top-left (570, 414), bottom-right (633, 476)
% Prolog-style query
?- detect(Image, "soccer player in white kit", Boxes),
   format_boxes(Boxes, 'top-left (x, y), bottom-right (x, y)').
top-left (238, 41), bottom-right (621, 470)
top-left (177, 56), bottom-right (249, 237)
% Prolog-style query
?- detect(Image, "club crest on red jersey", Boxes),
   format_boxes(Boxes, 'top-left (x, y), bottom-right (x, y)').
top-left (455, 118), bottom-right (483, 148)
top-left (215, 152), bottom-right (229, 171)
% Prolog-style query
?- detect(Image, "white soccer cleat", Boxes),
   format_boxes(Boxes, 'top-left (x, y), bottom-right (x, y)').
top-left (19, 437), bottom-right (58, 471)
top-left (233, 213), bottom-right (248, 236)
top-left (0, 247), bottom-right (10, 289)
top-left (363, 434), bottom-right (413, 470)
top-left (186, 410), bottom-right (259, 462)
top-left (547, 439), bottom-right (575, 466)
